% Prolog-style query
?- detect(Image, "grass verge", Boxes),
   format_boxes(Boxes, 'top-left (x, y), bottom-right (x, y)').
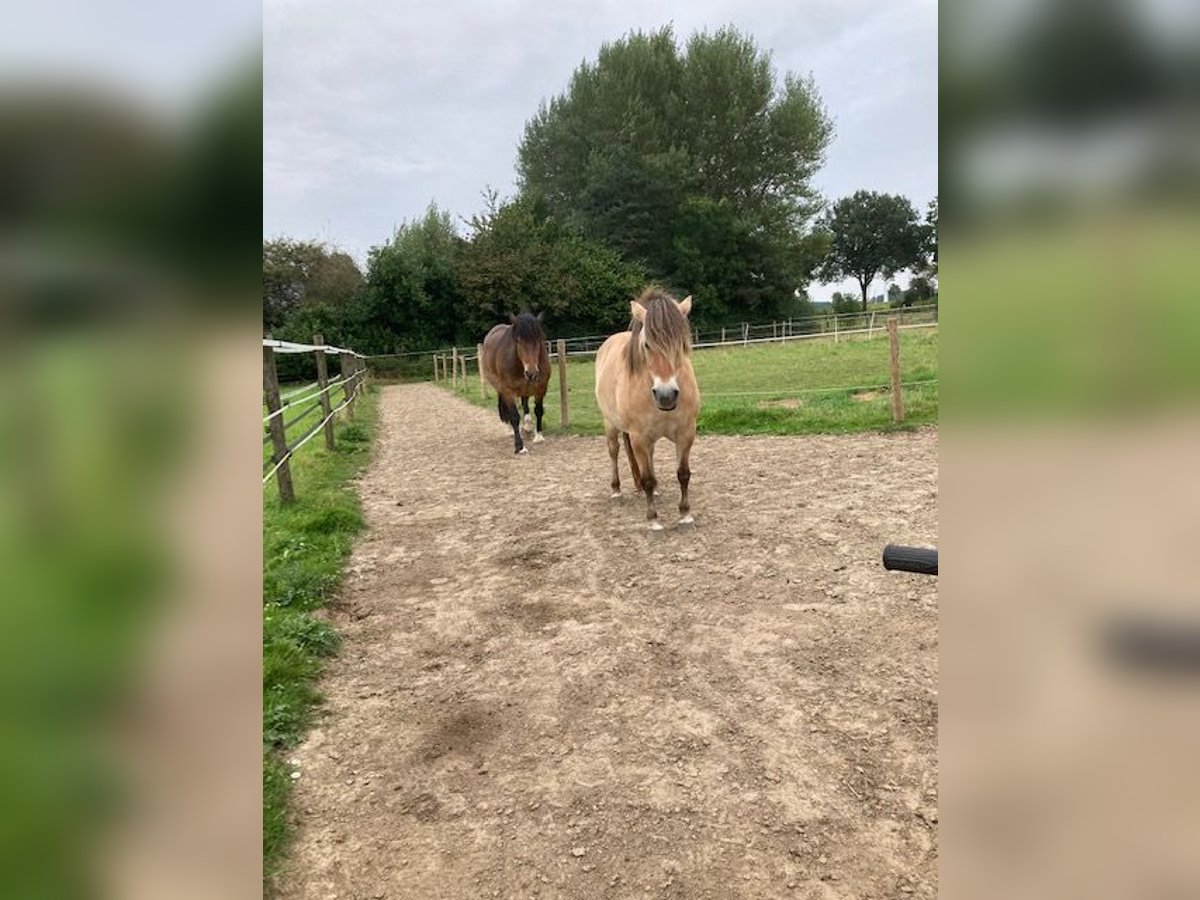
top-left (263, 385), bottom-right (377, 878)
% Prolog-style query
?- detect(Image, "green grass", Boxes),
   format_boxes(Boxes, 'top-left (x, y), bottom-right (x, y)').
top-left (262, 386), bottom-right (377, 877)
top-left (444, 329), bottom-right (938, 435)
top-left (945, 211), bottom-right (1200, 418)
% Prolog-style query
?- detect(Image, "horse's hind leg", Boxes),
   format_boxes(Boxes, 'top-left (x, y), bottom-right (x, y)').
top-left (520, 396), bottom-right (533, 434)
top-left (676, 430), bottom-right (695, 525)
top-left (605, 424), bottom-right (621, 497)
top-left (622, 432), bottom-right (643, 495)
top-left (507, 396), bottom-right (526, 454)
top-left (532, 391), bottom-right (546, 443)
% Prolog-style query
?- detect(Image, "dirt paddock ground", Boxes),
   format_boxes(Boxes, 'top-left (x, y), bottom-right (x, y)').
top-left (274, 383), bottom-right (938, 899)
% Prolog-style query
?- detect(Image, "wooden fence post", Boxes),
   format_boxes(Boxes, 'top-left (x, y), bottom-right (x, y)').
top-left (451, 347), bottom-right (458, 388)
top-left (888, 317), bottom-right (904, 423)
top-left (432, 354), bottom-right (439, 382)
top-left (339, 351), bottom-right (356, 419)
top-left (868, 310), bottom-right (876, 339)
top-left (772, 321), bottom-right (778, 341)
top-left (557, 338), bottom-right (569, 430)
top-left (742, 322), bottom-right (748, 346)
top-left (459, 353), bottom-right (467, 384)
top-left (833, 314), bottom-right (839, 343)
top-left (477, 343), bottom-right (486, 398)
top-left (721, 327), bottom-right (726, 344)
top-left (263, 344), bottom-right (295, 503)
top-left (314, 333), bottom-right (335, 451)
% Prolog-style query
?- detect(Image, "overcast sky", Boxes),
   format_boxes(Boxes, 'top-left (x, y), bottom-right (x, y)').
top-left (264, 0), bottom-right (936, 300)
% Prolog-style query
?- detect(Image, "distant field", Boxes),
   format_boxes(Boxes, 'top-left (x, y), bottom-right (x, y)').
top-left (441, 328), bottom-right (938, 435)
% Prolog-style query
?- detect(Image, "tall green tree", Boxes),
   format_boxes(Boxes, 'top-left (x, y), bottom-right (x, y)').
top-left (262, 239), bottom-right (364, 332)
top-left (905, 274), bottom-right (937, 305)
top-left (361, 204), bottom-right (464, 350)
top-left (816, 191), bottom-right (926, 312)
top-left (922, 197), bottom-right (938, 277)
top-left (831, 291), bottom-right (860, 316)
top-left (458, 194), bottom-right (647, 338)
top-left (517, 26), bottom-right (832, 325)
top-left (670, 196), bottom-right (822, 325)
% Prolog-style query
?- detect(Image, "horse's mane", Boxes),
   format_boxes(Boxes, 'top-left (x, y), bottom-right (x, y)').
top-left (511, 311), bottom-right (543, 343)
top-left (624, 287), bottom-right (691, 374)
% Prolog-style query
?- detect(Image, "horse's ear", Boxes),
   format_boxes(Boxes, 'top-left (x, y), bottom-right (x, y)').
top-left (536, 311), bottom-right (544, 323)
top-left (508, 314), bottom-right (517, 325)
top-left (678, 295), bottom-right (693, 317)
top-left (630, 301), bottom-right (646, 323)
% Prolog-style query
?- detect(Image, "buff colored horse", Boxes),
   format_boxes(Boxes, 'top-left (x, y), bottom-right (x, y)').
top-left (594, 288), bottom-right (699, 529)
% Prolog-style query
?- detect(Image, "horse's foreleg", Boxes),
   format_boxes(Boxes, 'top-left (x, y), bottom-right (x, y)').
top-left (622, 432), bottom-right (643, 495)
top-left (605, 425), bottom-right (621, 497)
top-left (630, 435), bottom-right (660, 530)
top-left (533, 392), bottom-right (546, 443)
top-left (508, 396), bottom-right (526, 454)
top-left (676, 430), bottom-right (695, 525)
top-left (520, 395), bottom-right (533, 434)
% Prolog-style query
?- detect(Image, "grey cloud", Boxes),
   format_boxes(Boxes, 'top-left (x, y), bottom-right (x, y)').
top-left (264, 0), bottom-right (936, 296)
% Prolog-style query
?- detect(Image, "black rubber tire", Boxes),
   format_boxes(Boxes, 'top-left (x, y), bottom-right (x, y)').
top-left (882, 544), bottom-right (938, 576)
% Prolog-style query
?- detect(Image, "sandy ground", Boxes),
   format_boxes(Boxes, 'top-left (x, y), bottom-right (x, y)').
top-left (273, 383), bottom-right (938, 900)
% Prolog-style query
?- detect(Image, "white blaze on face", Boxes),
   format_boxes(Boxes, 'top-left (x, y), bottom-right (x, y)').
top-left (651, 373), bottom-right (679, 394)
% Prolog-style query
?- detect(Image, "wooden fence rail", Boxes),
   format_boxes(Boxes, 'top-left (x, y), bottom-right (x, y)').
top-left (888, 317), bottom-right (905, 423)
top-left (364, 304), bottom-right (938, 368)
top-left (263, 335), bottom-right (367, 503)
top-left (556, 338), bottom-right (568, 430)
top-left (416, 314), bottom-right (926, 433)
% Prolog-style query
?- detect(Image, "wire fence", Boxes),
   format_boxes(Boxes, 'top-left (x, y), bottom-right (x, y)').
top-left (423, 314), bottom-right (937, 430)
top-left (363, 302), bottom-right (937, 380)
top-left (263, 309), bottom-right (936, 501)
top-left (366, 302), bottom-right (937, 364)
top-left (263, 335), bottom-right (368, 503)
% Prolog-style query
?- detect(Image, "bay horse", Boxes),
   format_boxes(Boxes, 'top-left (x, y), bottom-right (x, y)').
top-left (480, 312), bottom-right (551, 454)
top-left (594, 288), bottom-right (699, 529)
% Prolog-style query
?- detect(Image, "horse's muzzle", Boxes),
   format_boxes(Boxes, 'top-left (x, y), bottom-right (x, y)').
top-left (524, 370), bottom-right (540, 382)
top-left (652, 386), bottom-right (679, 411)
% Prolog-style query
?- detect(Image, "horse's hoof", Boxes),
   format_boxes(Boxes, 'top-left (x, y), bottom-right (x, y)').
top-left (610, 491), bottom-right (622, 500)
top-left (532, 432), bottom-right (545, 443)
top-left (678, 514), bottom-right (695, 526)
top-left (516, 447), bottom-right (528, 455)
top-left (648, 520), bottom-right (664, 531)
